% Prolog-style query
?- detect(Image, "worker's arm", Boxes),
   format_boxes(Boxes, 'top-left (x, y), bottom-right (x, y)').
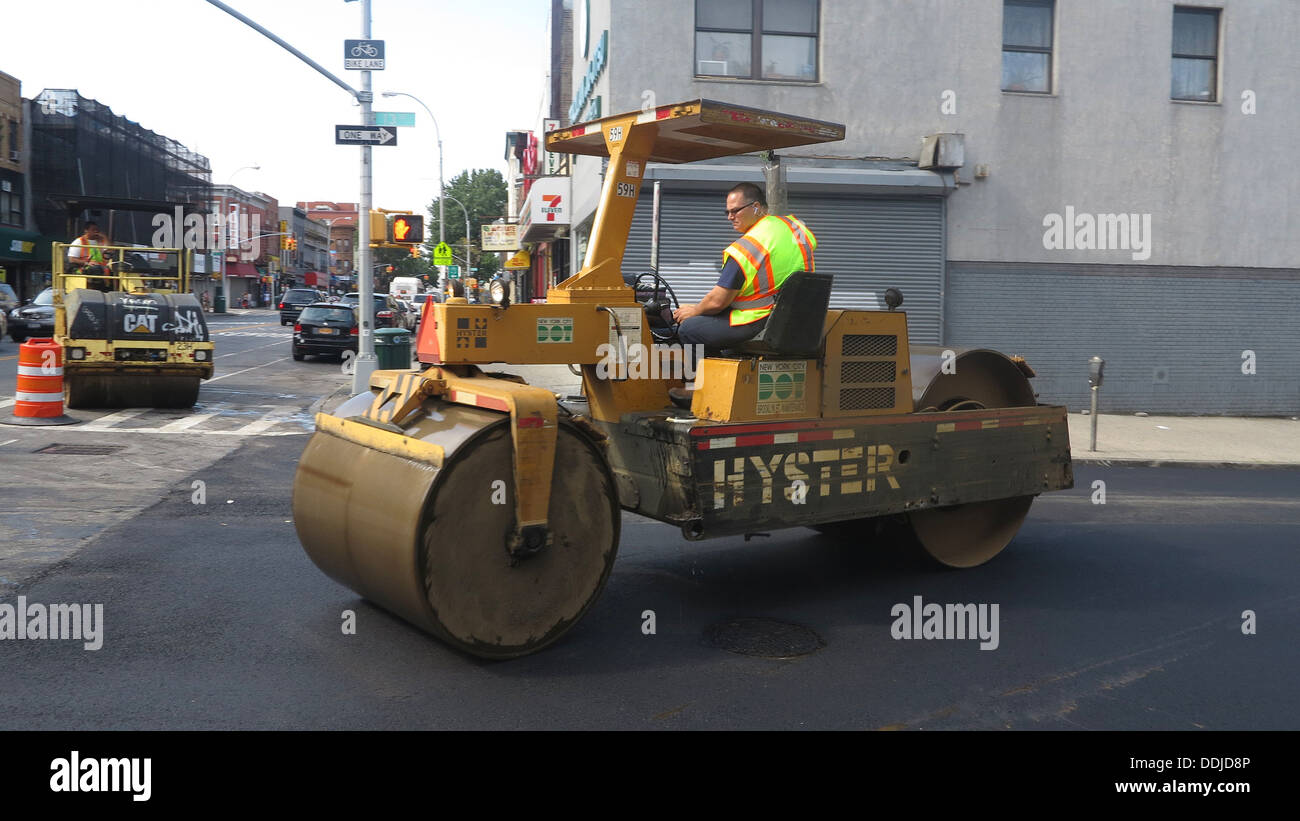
top-left (674, 286), bottom-right (739, 321)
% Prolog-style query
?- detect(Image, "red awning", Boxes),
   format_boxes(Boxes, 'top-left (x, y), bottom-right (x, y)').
top-left (225, 261), bottom-right (260, 278)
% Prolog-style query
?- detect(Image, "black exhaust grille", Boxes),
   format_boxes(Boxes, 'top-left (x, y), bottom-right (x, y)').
top-left (839, 387), bottom-right (896, 411)
top-left (841, 360), bottom-right (896, 384)
top-left (115, 348), bottom-right (169, 362)
top-left (841, 334), bottom-right (897, 357)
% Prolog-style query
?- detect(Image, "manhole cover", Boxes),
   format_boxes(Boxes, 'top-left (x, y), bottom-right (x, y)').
top-left (36, 444), bottom-right (126, 455)
top-left (703, 617), bottom-right (825, 659)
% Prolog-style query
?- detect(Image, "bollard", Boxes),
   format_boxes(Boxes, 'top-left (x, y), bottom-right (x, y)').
top-left (1, 338), bottom-right (78, 426)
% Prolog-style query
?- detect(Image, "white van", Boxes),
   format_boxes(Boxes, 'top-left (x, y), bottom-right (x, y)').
top-left (390, 277), bottom-right (420, 302)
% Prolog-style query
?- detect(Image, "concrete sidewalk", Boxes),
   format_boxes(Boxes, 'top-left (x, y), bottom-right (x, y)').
top-left (323, 362), bottom-right (1300, 469)
top-left (1067, 412), bottom-right (1300, 468)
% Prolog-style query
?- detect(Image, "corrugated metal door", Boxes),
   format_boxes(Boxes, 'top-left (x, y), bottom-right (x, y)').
top-left (622, 192), bottom-right (944, 344)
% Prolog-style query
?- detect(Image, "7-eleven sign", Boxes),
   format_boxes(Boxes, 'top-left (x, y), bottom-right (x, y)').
top-left (541, 194), bottom-right (563, 222)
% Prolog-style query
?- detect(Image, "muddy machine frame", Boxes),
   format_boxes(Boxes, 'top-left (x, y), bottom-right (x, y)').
top-left (293, 100), bottom-right (1073, 658)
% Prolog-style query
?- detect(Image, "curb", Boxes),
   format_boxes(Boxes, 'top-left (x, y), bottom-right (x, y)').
top-left (1073, 457), bottom-right (1300, 470)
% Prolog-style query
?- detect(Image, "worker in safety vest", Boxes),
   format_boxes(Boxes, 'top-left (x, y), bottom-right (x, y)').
top-left (67, 221), bottom-right (115, 292)
top-left (673, 182), bottom-right (816, 350)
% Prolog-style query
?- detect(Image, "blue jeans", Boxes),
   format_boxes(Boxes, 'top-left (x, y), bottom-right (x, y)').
top-left (677, 312), bottom-right (766, 352)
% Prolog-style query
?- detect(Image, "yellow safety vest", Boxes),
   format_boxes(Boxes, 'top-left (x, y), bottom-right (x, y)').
top-left (722, 214), bottom-right (817, 326)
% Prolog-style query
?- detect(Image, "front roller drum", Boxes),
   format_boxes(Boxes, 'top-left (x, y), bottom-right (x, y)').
top-left (294, 411), bottom-right (620, 659)
top-left (64, 371), bottom-right (201, 409)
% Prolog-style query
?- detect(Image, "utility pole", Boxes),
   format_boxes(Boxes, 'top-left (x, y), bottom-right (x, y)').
top-left (354, 0), bottom-right (376, 391)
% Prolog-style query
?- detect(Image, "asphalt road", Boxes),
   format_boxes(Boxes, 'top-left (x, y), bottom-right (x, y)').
top-left (0, 314), bottom-right (1295, 729)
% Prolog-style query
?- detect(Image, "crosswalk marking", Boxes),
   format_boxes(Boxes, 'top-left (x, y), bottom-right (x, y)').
top-left (0, 396), bottom-right (314, 437)
top-left (79, 408), bottom-right (152, 430)
top-left (157, 412), bottom-right (220, 432)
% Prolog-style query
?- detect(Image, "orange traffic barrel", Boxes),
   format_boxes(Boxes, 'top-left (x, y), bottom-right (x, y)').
top-left (1, 338), bottom-right (77, 426)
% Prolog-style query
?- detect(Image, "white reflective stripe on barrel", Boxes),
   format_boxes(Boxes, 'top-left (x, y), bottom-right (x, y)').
top-left (14, 390), bottom-right (63, 403)
top-left (17, 365), bottom-right (62, 376)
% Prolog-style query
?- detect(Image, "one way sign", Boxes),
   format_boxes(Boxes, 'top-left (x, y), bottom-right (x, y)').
top-left (334, 125), bottom-right (398, 146)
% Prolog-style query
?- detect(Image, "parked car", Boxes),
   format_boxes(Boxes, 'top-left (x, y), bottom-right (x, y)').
top-left (0, 283), bottom-right (19, 316)
top-left (278, 288), bottom-right (325, 325)
top-left (338, 292), bottom-right (410, 329)
top-left (398, 299), bottom-right (418, 330)
top-left (9, 288), bottom-right (56, 342)
top-left (292, 303), bottom-right (359, 361)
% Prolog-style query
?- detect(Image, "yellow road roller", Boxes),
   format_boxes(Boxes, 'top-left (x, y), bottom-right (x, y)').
top-left (53, 242), bottom-right (213, 408)
top-left (293, 100), bottom-right (1073, 658)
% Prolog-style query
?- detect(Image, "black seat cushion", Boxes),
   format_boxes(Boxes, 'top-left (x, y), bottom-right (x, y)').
top-left (735, 271), bottom-right (833, 356)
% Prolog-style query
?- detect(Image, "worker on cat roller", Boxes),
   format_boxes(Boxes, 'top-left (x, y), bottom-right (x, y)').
top-left (292, 99), bottom-right (1073, 660)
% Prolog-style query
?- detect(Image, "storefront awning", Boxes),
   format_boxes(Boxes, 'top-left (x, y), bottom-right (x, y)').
top-left (225, 261), bottom-right (260, 278)
top-left (0, 227), bottom-right (57, 263)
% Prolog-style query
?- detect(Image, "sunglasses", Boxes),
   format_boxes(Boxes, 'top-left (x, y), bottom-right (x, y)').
top-left (725, 202), bottom-right (757, 218)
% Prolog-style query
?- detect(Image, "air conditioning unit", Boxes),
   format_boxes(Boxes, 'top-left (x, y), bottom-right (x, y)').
top-left (918, 133), bottom-right (965, 170)
top-left (7, 151), bottom-right (17, 163)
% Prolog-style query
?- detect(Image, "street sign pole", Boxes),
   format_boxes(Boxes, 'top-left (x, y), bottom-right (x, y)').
top-left (353, 0), bottom-right (377, 392)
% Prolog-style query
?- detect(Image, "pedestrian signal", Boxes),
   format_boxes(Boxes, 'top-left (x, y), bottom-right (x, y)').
top-left (389, 215), bottom-right (424, 243)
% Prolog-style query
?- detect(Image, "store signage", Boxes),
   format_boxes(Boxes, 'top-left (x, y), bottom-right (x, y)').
top-left (568, 29), bottom-right (608, 123)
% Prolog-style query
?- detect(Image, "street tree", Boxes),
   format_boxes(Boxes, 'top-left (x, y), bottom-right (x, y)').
top-left (427, 169), bottom-right (507, 277)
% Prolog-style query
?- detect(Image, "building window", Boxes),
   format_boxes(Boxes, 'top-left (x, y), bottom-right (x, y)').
top-left (695, 0), bottom-right (819, 82)
top-left (1172, 6), bottom-right (1219, 101)
top-left (1002, 0), bottom-right (1053, 93)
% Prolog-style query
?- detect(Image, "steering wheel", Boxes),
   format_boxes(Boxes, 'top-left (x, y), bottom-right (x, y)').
top-left (632, 271), bottom-right (681, 343)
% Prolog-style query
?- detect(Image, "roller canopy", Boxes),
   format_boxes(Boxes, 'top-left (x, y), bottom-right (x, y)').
top-left (545, 99), bottom-right (846, 164)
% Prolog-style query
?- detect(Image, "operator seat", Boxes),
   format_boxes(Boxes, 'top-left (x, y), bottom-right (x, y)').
top-left (733, 271), bottom-right (833, 356)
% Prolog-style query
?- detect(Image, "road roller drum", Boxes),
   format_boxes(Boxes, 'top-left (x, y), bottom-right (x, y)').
top-left (293, 388), bottom-right (620, 659)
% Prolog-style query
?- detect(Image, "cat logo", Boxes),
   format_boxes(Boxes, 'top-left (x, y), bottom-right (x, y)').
top-left (123, 314), bottom-right (157, 334)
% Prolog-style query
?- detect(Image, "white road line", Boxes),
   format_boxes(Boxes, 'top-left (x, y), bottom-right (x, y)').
top-left (157, 412), bottom-right (219, 432)
top-left (0, 439), bottom-right (16, 447)
top-left (79, 408), bottom-right (152, 430)
top-left (206, 357), bottom-right (292, 382)
top-left (88, 427), bottom-right (309, 436)
top-left (0, 398), bottom-right (13, 409)
top-left (229, 414), bottom-right (292, 436)
top-left (216, 340), bottom-right (286, 359)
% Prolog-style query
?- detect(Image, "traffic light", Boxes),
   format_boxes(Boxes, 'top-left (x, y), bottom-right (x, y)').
top-left (389, 214), bottom-right (424, 244)
top-left (280, 236), bottom-right (288, 250)
top-left (369, 210), bottom-right (387, 243)
top-left (409, 245), bottom-right (420, 258)
top-left (385, 265), bottom-right (394, 274)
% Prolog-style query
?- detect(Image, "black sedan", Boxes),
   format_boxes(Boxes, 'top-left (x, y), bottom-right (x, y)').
top-left (279, 288), bottom-right (326, 325)
top-left (337, 292), bottom-right (409, 329)
top-left (292, 303), bottom-right (358, 361)
top-left (9, 288), bottom-right (56, 342)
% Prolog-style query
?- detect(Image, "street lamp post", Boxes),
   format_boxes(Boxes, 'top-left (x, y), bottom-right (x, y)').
top-left (443, 194), bottom-right (472, 281)
top-left (380, 91), bottom-right (445, 291)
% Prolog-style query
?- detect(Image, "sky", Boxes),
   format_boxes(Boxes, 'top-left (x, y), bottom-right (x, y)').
top-left (3, 0), bottom-right (551, 214)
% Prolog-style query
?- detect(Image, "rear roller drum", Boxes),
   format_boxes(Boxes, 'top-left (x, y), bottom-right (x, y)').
top-left (905, 495), bottom-right (1034, 568)
top-left (420, 420), bottom-right (620, 658)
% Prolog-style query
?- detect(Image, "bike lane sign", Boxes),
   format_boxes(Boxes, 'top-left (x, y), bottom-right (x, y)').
top-left (344, 39), bottom-right (385, 70)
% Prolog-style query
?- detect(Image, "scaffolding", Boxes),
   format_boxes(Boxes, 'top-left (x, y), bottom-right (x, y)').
top-left (29, 89), bottom-right (212, 245)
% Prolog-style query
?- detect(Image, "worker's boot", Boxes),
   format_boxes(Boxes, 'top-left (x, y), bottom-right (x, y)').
top-left (668, 387), bottom-right (693, 410)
